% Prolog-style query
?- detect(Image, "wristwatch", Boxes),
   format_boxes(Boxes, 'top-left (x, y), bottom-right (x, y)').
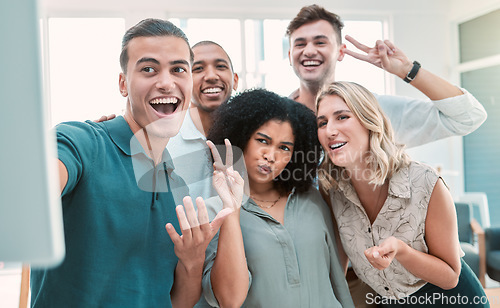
top-left (403, 61), bottom-right (421, 83)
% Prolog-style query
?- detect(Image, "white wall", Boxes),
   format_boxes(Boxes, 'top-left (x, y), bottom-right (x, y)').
top-left (450, 0), bottom-right (500, 20)
top-left (41, 0), bottom-right (447, 16)
top-left (402, 0), bottom-right (500, 198)
top-left (389, 7), bottom-right (464, 197)
top-left (40, 0), bottom-right (451, 28)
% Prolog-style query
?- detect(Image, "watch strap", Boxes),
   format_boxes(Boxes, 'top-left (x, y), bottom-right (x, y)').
top-left (403, 61), bottom-right (421, 83)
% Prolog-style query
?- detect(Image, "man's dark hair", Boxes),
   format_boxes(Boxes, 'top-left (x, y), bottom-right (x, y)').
top-left (119, 19), bottom-right (194, 74)
top-left (207, 88), bottom-right (321, 194)
top-left (192, 40), bottom-right (234, 72)
top-left (286, 4), bottom-right (344, 44)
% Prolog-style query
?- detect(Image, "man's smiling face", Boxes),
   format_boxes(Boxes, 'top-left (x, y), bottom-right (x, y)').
top-left (120, 35), bottom-right (193, 138)
top-left (289, 20), bottom-right (345, 87)
top-left (191, 43), bottom-right (238, 112)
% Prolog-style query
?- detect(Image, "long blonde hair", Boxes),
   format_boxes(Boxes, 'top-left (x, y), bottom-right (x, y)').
top-left (316, 81), bottom-right (410, 192)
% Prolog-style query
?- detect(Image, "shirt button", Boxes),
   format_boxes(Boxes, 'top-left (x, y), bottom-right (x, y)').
top-left (385, 287), bottom-right (389, 291)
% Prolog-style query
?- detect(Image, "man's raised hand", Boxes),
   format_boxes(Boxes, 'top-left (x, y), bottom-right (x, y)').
top-left (344, 35), bottom-right (413, 79)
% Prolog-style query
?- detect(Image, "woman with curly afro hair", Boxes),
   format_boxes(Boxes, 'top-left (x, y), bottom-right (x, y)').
top-left (197, 88), bottom-right (353, 308)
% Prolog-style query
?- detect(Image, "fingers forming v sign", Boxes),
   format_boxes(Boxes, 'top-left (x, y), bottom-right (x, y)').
top-left (344, 35), bottom-right (412, 77)
top-left (207, 139), bottom-right (244, 210)
top-left (164, 138), bottom-right (243, 271)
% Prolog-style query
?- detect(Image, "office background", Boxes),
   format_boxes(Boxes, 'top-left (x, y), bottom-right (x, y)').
top-left (1, 0), bottom-right (499, 306)
top-left (38, 0), bottom-right (500, 225)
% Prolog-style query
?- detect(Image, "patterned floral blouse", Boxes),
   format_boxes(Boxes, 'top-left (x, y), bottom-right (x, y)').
top-left (329, 161), bottom-right (441, 299)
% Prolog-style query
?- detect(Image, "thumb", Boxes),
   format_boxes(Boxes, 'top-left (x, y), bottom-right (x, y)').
top-left (165, 223), bottom-right (182, 246)
top-left (377, 43), bottom-right (391, 68)
top-left (374, 244), bottom-right (392, 258)
top-left (209, 208), bottom-right (234, 233)
top-left (229, 169), bottom-right (244, 185)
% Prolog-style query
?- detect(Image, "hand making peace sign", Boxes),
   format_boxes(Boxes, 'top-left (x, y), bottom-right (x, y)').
top-left (207, 138), bottom-right (244, 211)
top-left (344, 35), bottom-right (414, 80)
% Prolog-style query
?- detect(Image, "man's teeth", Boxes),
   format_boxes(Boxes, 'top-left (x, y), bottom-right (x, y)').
top-left (203, 87), bottom-right (222, 94)
top-left (303, 60), bottom-right (320, 66)
top-left (150, 97), bottom-right (179, 115)
top-left (330, 142), bottom-right (346, 150)
top-left (150, 97), bottom-right (178, 105)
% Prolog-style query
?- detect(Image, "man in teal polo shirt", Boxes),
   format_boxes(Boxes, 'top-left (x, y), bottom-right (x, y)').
top-left (30, 19), bottom-right (231, 308)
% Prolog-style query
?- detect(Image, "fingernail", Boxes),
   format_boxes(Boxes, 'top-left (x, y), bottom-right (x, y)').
top-left (373, 251), bottom-right (380, 258)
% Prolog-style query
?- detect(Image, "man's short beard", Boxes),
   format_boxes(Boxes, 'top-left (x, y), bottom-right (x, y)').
top-left (193, 102), bottom-right (217, 113)
top-left (192, 96), bottom-right (231, 113)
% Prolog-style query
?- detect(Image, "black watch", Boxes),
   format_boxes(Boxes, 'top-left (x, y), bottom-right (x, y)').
top-left (403, 61), bottom-right (421, 83)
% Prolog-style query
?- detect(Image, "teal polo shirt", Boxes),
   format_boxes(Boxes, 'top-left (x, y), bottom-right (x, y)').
top-left (31, 116), bottom-right (187, 308)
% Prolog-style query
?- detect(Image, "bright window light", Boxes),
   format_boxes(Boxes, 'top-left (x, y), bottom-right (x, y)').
top-left (46, 17), bottom-right (385, 128)
top-left (246, 19), bottom-right (298, 96)
top-left (339, 21), bottom-right (385, 95)
top-left (47, 18), bottom-right (125, 126)
top-left (170, 18), bottom-right (242, 74)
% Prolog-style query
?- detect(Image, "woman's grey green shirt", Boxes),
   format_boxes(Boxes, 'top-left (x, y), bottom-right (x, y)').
top-left (198, 188), bottom-right (354, 308)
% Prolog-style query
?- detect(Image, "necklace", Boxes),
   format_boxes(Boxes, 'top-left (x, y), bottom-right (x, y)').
top-left (250, 194), bottom-right (282, 209)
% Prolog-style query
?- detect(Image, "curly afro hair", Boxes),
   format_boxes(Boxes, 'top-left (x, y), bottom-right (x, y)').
top-left (207, 88), bottom-right (321, 194)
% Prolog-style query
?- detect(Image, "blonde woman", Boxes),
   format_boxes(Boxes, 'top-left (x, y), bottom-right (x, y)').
top-left (316, 81), bottom-right (488, 307)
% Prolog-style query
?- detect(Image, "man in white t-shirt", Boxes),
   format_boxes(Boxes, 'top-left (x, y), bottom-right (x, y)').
top-left (287, 4), bottom-right (487, 148)
top-left (167, 41), bottom-right (239, 200)
top-left (286, 5), bottom-right (487, 307)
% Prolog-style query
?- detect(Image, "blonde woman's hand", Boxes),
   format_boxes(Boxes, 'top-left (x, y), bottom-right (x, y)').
top-left (364, 236), bottom-right (403, 270)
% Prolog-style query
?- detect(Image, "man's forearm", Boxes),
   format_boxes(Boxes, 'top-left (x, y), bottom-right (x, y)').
top-left (405, 67), bottom-right (463, 100)
top-left (171, 261), bottom-right (203, 308)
